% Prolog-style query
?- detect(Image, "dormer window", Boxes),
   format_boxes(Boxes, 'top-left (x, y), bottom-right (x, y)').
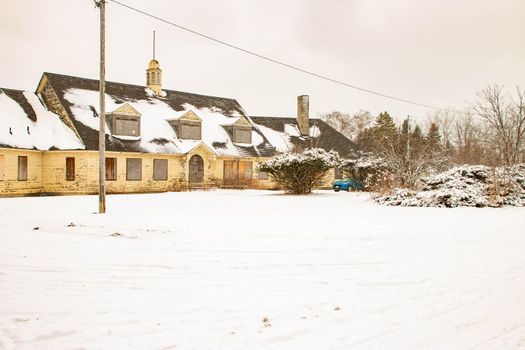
top-left (115, 117), bottom-right (140, 136)
top-left (223, 116), bottom-right (252, 144)
top-left (168, 110), bottom-right (202, 140)
top-left (179, 120), bottom-right (201, 140)
top-left (233, 125), bottom-right (252, 143)
top-left (107, 103), bottom-right (141, 138)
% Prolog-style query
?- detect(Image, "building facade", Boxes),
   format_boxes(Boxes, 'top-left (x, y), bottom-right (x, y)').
top-left (0, 59), bottom-right (354, 196)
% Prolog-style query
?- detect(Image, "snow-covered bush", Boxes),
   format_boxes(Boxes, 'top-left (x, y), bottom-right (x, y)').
top-left (258, 148), bottom-right (340, 194)
top-left (375, 164), bottom-right (525, 207)
top-left (340, 156), bottom-right (393, 192)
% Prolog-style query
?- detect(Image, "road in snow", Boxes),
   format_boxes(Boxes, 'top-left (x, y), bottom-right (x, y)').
top-left (0, 190), bottom-right (524, 350)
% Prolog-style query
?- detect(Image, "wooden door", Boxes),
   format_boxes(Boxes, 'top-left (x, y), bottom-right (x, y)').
top-left (239, 161), bottom-right (253, 182)
top-left (189, 155), bottom-right (204, 184)
top-left (223, 160), bottom-right (239, 185)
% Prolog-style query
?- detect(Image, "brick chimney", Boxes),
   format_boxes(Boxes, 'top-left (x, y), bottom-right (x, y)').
top-left (297, 95), bottom-right (310, 136)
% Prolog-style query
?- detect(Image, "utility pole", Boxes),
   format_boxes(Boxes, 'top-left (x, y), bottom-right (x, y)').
top-left (96, 0), bottom-right (106, 213)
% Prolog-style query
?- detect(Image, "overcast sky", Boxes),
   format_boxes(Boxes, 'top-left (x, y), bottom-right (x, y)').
top-left (1, 0), bottom-right (523, 123)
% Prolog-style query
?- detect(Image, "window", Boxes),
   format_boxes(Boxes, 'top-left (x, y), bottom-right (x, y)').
top-left (66, 157), bottom-right (75, 181)
top-left (233, 127), bottom-right (252, 143)
top-left (153, 159), bottom-right (168, 181)
top-left (18, 156), bottom-right (27, 181)
top-left (106, 157), bottom-right (117, 181)
top-left (223, 160), bottom-right (252, 185)
top-left (115, 118), bottom-right (140, 136)
top-left (258, 171), bottom-right (269, 180)
top-left (0, 155), bottom-right (4, 181)
top-left (126, 158), bottom-right (142, 181)
top-left (223, 160), bottom-right (239, 184)
top-left (239, 161), bottom-right (253, 181)
top-left (179, 120), bottom-right (201, 140)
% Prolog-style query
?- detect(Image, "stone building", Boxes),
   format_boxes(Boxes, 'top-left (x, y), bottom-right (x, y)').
top-left (0, 57), bottom-right (354, 196)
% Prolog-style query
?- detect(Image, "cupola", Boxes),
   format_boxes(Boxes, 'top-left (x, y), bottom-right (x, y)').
top-left (146, 31), bottom-right (163, 96)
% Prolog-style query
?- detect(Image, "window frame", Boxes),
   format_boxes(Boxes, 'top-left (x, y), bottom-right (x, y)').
top-left (17, 156), bottom-right (28, 181)
top-left (126, 158), bottom-right (142, 181)
top-left (233, 126), bottom-right (252, 144)
top-left (179, 120), bottom-right (202, 140)
top-left (258, 171), bottom-right (269, 180)
top-left (153, 159), bottom-right (168, 181)
top-left (109, 113), bottom-right (141, 138)
top-left (106, 157), bottom-right (117, 181)
top-left (66, 157), bottom-right (75, 181)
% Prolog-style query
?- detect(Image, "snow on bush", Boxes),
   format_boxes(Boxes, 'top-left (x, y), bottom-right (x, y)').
top-left (340, 156), bottom-right (393, 191)
top-left (258, 148), bottom-right (340, 194)
top-left (375, 164), bottom-right (525, 207)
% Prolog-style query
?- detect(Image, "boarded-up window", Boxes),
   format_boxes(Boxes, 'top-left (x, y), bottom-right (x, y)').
top-left (258, 171), bottom-right (269, 180)
top-left (223, 160), bottom-right (239, 183)
top-left (18, 156), bottom-right (28, 181)
top-left (224, 160), bottom-right (252, 184)
top-left (239, 161), bottom-right (253, 180)
top-left (153, 159), bottom-right (168, 181)
top-left (106, 157), bottom-right (117, 181)
top-left (0, 155), bottom-right (4, 181)
top-left (233, 127), bottom-right (252, 144)
top-left (115, 119), bottom-right (140, 136)
top-left (180, 121), bottom-right (201, 140)
top-left (66, 157), bottom-right (75, 181)
top-left (126, 158), bottom-right (142, 181)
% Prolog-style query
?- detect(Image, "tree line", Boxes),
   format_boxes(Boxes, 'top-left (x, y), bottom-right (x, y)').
top-left (322, 84), bottom-right (525, 188)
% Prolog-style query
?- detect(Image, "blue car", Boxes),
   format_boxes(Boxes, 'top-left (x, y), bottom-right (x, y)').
top-left (332, 178), bottom-right (364, 192)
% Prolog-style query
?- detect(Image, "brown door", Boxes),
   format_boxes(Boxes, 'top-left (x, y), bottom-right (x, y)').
top-left (239, 161), bottom-right (253, 183)
top-left (223, 160), bottom-right (239, 185)
top-left (189, 155), bottom-right (204, 184)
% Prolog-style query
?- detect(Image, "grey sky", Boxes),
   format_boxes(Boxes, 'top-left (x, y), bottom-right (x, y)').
top-left (1, 0), bottom-right (523, 123)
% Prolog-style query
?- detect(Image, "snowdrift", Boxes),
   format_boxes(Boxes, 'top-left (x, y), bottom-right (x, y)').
top-left (375, 165), bottom-right (525, 207)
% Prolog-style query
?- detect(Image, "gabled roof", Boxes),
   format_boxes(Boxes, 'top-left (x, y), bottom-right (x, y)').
top-left (0, 87), bottom-right (84, 150)
top-left (250, 116), bottom-right (355, 158)
top-left (110, 102), bottom-right (141, 117)
top-left (39, 72), bottom-right (276, 157)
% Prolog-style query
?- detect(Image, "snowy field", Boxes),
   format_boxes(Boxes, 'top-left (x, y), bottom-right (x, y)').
top-left (0, 190), bottom-right (524, 350)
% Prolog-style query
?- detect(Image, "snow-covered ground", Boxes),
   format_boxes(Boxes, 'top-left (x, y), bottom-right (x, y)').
top-left (0, 190), bottom-right (524, 350)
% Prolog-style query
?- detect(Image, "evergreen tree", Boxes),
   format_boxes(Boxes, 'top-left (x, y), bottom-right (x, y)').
top-left (375, 112), bottom-right (397, 136)
top-left (373, 112), bottom-right (397, 151)
top-left (426, 123), bottom-right (441, 151)
top-left (411, 124), bottom-right (424, 149)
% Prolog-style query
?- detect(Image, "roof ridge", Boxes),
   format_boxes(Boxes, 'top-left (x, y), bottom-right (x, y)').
top-left (0, 87), bottom-right (27, 94)
top-left (250, 115), bottom-right (321, 120)
top-left (43, 72), bottom-right (240, 102)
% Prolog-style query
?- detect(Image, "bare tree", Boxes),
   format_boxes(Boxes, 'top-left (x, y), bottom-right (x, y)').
top-left (427, 109), bottom-right (457, 148)
top-left (321, 111), bottom-right (353, 138)
top-left (472, 85), bottom-right (525, 165)
top-left (321, 109), bottom-right (372, 140)
top-left (452, 112), bottom-right (484, 164)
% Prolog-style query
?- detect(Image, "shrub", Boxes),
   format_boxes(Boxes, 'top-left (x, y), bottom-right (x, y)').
top-left (258, 148), bottom-right (340, 194)
top-left (374, 164), bottom-right (525, 207)
top-left (340, 156), bottom-right (394, 192)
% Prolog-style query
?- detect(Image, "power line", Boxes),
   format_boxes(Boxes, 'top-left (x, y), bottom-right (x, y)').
top-left (109, 0), bottom-right (451, 111)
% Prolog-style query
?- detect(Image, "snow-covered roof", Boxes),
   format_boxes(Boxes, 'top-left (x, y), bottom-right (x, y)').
top-left (250, 116), bottom-right (355, 158)
top-left (0, 88), bottom-right (84, 150)
top-left (40, 72), bottom-right (277, 157)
